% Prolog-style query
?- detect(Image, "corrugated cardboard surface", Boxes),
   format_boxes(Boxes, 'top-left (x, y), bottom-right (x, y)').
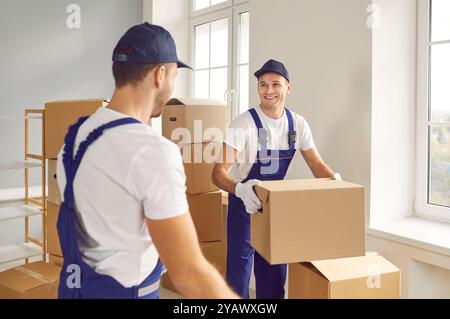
top-left (47, 159), bottom-right (61, 205)
top-left (252, 178), bottom-right (365, 264)
top-left (161, 240), bottom-right (227, 293)
top-left (289, 255), bottom-right (401, 299)
top-left (180, 142), bottom-right (220, 194)
top-left (0, 262), bottom-right (61, 299)
top-left (162, 98), bottom-right (227, 144)
top-left (49, 254), bottom-right (64, 267)
top-left (45, 99), bottom-right (105, 159)
top-left (187, 191), bottom-right (223, 242)
top-left (47, 201), bottom-right (62, 257)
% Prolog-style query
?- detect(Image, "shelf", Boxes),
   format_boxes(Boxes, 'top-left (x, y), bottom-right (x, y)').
top-left (0, 160), bottom-right (42, 171)
top-left (0, 243), bottom-right (43, 265)
top-left (0, 205), bottom-right (43, 221)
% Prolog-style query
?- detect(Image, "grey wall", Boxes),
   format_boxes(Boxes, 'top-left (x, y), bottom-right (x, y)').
top-left (249, 0), bottom-right (372, 220)
top-left (0, 0), bottom-right (143, 189)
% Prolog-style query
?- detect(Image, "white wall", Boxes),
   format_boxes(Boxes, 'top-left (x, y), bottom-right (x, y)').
top-left (370, 0), bottom-right (417, 227)
top-left (143, 0), bottom-right (190, 133)
top-left (250, 0), bottom-right (373, 223)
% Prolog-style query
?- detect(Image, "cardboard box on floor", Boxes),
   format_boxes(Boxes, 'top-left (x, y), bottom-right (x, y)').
top-left (252, 178), bottom-right (365, 265)
top-left (188, 191), bottom-right (223, 242)
top-left (161, 240), bottom-right (227, 293)
top-left (180, 142), bottom-right (220, 194)
top-left (162, 98), bottom-right (227, 144)
top-left (48, 159), bottom-right (61, 205)
top-left (45, 99), bottom-right (106, 159)
top-left (49, 254), bottom-right (64, 267)
top-left (0, 262), bottom-right (61, 299)
top-left (288, 254), bottom-right (401, 299)
top-left (47, 201), bottom-right (62, 257)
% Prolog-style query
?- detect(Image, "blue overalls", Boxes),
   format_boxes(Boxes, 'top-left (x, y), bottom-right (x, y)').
top-left (226, 107), bottom-right (297, 299)
top-left (57, 116), bottom-right (164, 299)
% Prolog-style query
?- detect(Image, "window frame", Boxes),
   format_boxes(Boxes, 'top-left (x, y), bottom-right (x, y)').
top-left (416, 0), bottom-right (450, 222)
top-left (232, 3), bottom-right (250, 119)
top-left (189, 0), bottom-right (249, 125)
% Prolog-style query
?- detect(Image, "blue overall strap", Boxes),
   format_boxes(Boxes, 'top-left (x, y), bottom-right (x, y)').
top-left (285, 108), bottom-right (296, 151)
top-left (62, 116), bottom-right (89, 207)
top-left (248, 108), bottom-right (268, 151)
top-left (72, 117), bottom-right (140, 171)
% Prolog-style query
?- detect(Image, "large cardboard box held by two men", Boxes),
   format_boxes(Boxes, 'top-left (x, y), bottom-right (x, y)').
top-left (252, 178), bottom-right (366, 265)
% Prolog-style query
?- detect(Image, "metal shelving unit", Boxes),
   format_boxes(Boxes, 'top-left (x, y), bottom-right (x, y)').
top-left (0, 109), bottom-right (46, 266)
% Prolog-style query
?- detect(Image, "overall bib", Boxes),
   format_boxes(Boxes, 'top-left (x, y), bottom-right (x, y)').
top-left (57, 116), bottom-right (164, 299)
top-left (226, 108), bottom-right (296, 299)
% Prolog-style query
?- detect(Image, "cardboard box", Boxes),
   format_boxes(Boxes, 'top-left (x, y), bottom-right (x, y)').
top-left (45, 99), bottom-right (106, 159)
top-left (180, 142), bottom-right (220, 194)
top-left (161, 240), bottom-right (227, 293)
top-left (288, 255), bottom-right (401, 299)
top-left (48, 159), bottom-right (61, 205)
top-left (0, 262), bottom-right (61, 299)
top-left (162, 98), bottom-right (227, 144)
top-left (49, 254), bottom-right (64, 267)
top-left (252, 178), bottom-right (365, 265)
top-left (188, 191), bottom-right (223, 242)
top-left (47, 201), bottom-right (62, 257)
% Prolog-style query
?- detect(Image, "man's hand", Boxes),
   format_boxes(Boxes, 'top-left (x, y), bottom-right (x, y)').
top-left (235, 179), bottom-right (262, 214)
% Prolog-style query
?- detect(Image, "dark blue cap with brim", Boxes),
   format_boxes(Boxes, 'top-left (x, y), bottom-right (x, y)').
top-left (254, 59), bottom-right (289, 82)
top-left (112, 22), bottom-right (191, 69)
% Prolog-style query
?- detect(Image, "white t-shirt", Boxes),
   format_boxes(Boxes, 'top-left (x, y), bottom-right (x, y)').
top-left (224, 105), bottom-right (316, 182)
top-left (56, 107), bottom-right (188, 288)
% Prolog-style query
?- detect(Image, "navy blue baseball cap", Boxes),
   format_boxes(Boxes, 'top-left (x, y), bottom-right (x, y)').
top-left (254, 59), bottom-right (289, 82)
top-left (112, 22), bottom-right (191, 69)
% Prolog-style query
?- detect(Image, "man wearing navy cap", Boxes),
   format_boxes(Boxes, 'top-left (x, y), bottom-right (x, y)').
top-left (55, 22), bottom-right (238, 299)
top-left (213, 59), bottom-right (341, 299)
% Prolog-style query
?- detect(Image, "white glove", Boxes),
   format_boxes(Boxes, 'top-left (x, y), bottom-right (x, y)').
top-left (333, 172), bottom-right (342, 181)
top-left (235, 179), bottom-right (262, 214)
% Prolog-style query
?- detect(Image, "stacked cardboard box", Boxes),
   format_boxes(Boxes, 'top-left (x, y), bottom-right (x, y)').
top-left (160, 98), bottom-right (228, 293)
top-left (0, 262), bottom-right (61, 298)
top-left (252, 178), bottom-right (401, 298)
top-left (45, 99), bottom-right (105, 263)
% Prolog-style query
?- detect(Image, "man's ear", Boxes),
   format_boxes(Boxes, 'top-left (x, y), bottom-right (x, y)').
top-left (287, 82), bottom-right (292, 95)
top-left (154, 65), bottom-right (166, 89)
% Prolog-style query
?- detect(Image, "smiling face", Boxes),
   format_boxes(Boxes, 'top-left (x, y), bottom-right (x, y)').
top-left (257, 72), bottom-right (291, 112)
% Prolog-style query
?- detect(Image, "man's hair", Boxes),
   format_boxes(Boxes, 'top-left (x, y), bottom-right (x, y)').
top-left (112, 44), bottom-right (162, 88)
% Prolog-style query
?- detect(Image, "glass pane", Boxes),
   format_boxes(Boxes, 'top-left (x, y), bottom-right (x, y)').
top-left (239, 12), bottom-right (250, 64)
top-left (210, 67), bottom-right (228, 102)
top-left (195, 70), bottom-right (209, 98)
top-left (210, 18), bottom-right (228, 68)
top-left (431, 0), bottom-right (450, 42)
top-left (429, 125), bottom-right (450, 207)
top-left (430, 43), bottom-right (450, 122)
top-left (195, 23), bottom-right (210, 69)
top-left (194, 0), bottom-right (210, 11)
top-left (211, 0), bottom-right (228, 6)
top-left (238, 65), bottom-right (249, 114)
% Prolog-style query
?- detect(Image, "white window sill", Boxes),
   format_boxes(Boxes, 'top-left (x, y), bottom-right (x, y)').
top-left (367, 217), bottom-right (450, 257)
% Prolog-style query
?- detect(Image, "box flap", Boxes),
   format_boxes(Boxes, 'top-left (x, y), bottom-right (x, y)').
top-left (45, 98), bottom-right (107, 106)
top-left (311, 255), bottom-right (400, 282)
top-left (167, 97), bottom-right (226, 106)
top-left (258, 178), bottom-right (364, 192)
top-left (23, 261), bottom-right (61, 282)
top-left (254, 185), bottom-right (270, 203)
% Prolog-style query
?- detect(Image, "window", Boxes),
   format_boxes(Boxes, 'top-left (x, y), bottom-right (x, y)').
top-left (417, 0), bottom-right (450, 221)
top-left (190, 0), bottom-right (250, 123)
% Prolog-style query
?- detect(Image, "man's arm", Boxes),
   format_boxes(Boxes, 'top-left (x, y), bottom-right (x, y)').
top-left (300, 147), bottom-right (335, 178)
top-left (212, 143), bottom-right (239, 194)
top-left (147, 213), bottom-right (238, 298)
